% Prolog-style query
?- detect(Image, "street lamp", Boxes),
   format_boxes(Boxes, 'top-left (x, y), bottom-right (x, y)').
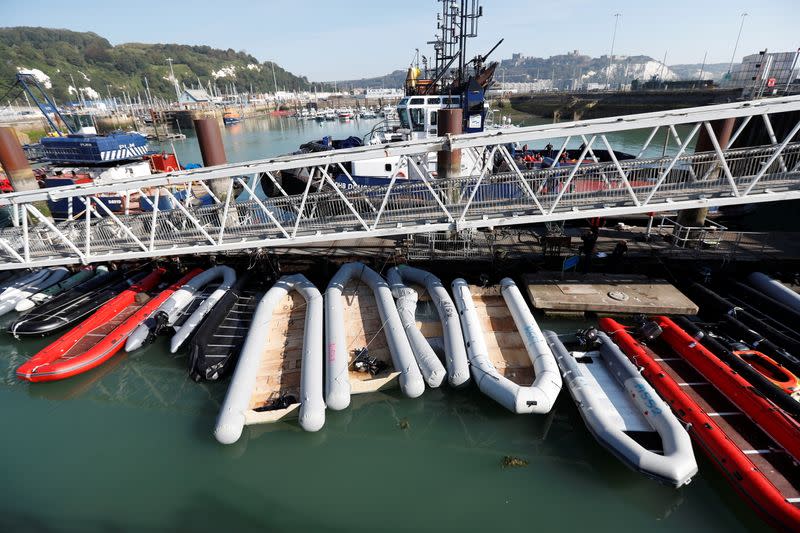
top-left (606, 13), bottom-right (622, 89)
top-left (727, 13), bottom-right (748, 77)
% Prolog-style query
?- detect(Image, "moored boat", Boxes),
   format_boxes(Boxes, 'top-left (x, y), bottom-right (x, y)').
top-left (655, 315), bottom-right (800, 461)
top-left (601, 317), bottom-right (800, 530)
top-left (187, 273), bottom-right (258, 381)
top-left (324, 262), bottom-right (424, 410)
top-left (15, 267), bottom-right (100, 312)
top-left (546, 329), bottom-right (697, 487)
top-left (452, 278), bottom-right (562, 414)
top-left (214, 274), bottom-right (325, 444)
top-left (387, 264), bottom-right (469, 388)
top-left (16, 268), bottom-right (202, 382)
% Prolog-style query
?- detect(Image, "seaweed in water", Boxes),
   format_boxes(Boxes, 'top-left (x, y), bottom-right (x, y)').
top-left (502, 456), bottom-right (529, 468)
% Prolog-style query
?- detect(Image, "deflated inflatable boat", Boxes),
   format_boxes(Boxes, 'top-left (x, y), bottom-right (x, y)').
top-left (325, 262), bottom-right (424, 411)
top-left (215, 274), bottom-right (325, 444)
top-left (0, 267), bottom-right (70, 317)
top-left (15, 267), bottom-right (101, 312)
top-left (452, 278), bottom-right (562, 414)
top-left (546, 330), bottom-right (697, 487)
top-left (387, 265), bottom-right (469, 388)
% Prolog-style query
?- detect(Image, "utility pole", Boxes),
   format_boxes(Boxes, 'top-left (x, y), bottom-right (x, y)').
top-left (727, 13), bottom-right (748, 77)
top-left (606, 13), bottom-right (622, 89)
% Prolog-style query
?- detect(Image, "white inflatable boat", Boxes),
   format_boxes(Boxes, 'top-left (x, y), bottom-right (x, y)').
top-left (546, 330), bottom-right (698, 487)
top-left (387, 265), bottom-right (470, 388)
top-left (452, 277), bottom-right (562, 414)
top-left (125, 265), bottom-right (237, 352)
top-left (215, 274), bottom-right (325, 444)
top-left (0, 268), bottom-right (70, 317)
top-left (325, 262), bottom-right (424, 411)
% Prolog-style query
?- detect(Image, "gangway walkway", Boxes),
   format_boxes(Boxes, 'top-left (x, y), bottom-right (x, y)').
top-left (1, 96), bottom-right (799, 270)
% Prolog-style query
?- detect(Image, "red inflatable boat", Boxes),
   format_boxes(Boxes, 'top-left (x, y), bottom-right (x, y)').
top-left (600, 317), bottom-right (800, 531)
top-left (17, 268), bottom-right (202, 382)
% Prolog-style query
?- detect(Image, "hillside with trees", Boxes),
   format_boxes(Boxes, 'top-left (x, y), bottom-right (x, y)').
top-left (0, 27), bottom-right (324, 103)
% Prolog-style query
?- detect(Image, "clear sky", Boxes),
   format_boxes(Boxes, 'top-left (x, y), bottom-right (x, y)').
top-left (1, 0), bottom-right (798, 81)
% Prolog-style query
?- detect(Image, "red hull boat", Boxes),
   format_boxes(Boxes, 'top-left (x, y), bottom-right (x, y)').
top-left (17, 268), bottom-right (201, 382)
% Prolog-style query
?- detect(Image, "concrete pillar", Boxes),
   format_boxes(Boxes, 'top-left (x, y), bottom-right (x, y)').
top-left (0, 127), bottom-right (50, 218)
top-left (680, 117), bottom-right (736, 231)
top-left (193, 117), bottom-right (230, 198)
top-left (437, 109), bottom-right (462, 180)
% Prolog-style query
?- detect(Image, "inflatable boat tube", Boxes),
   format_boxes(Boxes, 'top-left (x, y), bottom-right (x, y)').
top-left (187, 274), bottom-right (255, 381)
top-left (16, 268), bottom-right (179, 381)
top-left (747, 272), bottom-right (800, 314)
top-left (600, 318), bottom-right (800, 527)
top-left (656, 315), bottom-right (800, 461)
top-left (8, 268), bottom-right (131, 337)
top-left (673, 316), bottom-right (800, 417)
top-left (325, 263), bottom-right (424, 411)
top-left (15, 267), bottom-right (101, 312)
top-left (546, 330), bottom-right (697, 487)
top-left (0, 268), bottom-right (69, 317)
top-left (452, 278), bottom-right (562, 414)
top-left (215, 274), bottom-right (325, 444)
top-left (387, 265), bottom-right (469, 388)
top-left (169, 265), bottom-right (237, 353)
top-left (125, 265), bottom-right (236, 352)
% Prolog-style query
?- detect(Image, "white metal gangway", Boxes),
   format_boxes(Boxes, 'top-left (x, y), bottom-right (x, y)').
top-left (1, 95), bottom-right (800, 270)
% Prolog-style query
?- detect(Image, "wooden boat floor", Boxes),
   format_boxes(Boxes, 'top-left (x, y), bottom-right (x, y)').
top-left (247, 291), bottom-right (306, 420)
top-left (653, 341), bottom-right (800, 504)
top-left (342, 279), bottom-right (399, 393)
top-left (57, 299), bottom-right (148, 362)
top-left (468, 285), bottom-right (533, 385)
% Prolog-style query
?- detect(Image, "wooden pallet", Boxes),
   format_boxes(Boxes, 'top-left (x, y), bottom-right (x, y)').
top-left (468, 285), bottom-right (534, 385)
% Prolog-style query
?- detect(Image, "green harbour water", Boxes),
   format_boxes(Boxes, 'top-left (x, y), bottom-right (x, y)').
top-left (0, 115), bottom-right (771, 532)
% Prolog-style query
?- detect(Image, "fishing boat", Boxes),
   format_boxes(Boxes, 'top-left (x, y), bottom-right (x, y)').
top-left (214, 274), bottom-right (325, 444)
top-left (337, 108), bottom-right (354, 120)
top-left (387, 265), bottom-right (470, 388)
top-left (125, 265), bottom-right (237, 353)
top-left (16, 268), bottom-right (201, 382)
top-left (451, 278), bottom-right (562, 414)
top-left (324, 262), bottom-right (424, 411)
top-left (655, 315), bottom-right (800, 462)
top-left (187, 274), bottom-right (258, 381)
top-left (546, 329), bottom-right (698, 487)
top-left (8, 268), bottom-right (142, 337)
top-left (601, 318), bottom-right (800, 530)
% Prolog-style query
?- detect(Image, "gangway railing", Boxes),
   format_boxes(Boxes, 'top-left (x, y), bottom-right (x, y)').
top-left (0, 95), bottom-right (799, 270)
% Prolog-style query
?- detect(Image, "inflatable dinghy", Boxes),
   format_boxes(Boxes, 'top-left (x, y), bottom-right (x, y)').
top-left (8, 268), bottom-right (140, 337)
top-left (187, 274), bottom-right (257, 381)
top-left (16, 268), bottom-right (204, 381)
top-left (601, 318), bottom-right (800, 530)
top-left (325, 262), bottom-right (424, 411)
top-left (17, 269), bottom-right (201, 382)
top-left (387, 265), bottom-right (469, 388)
top-left (0, 268), bottom-right (70, 317)
top-left (546, 330), bottom-right (697, 487)
top-left (656, 315), bottom-right (800, 461)
top-left (747, 272), bottom-right (800, 314)
top-left (125, 265), bottom-right (237, 352)
top-left (15, 267), bottom-right (101, 312)
top-left (215, 274), bottom-right (325, 444)
top-left (452, 278), bottom-right (561, 414)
